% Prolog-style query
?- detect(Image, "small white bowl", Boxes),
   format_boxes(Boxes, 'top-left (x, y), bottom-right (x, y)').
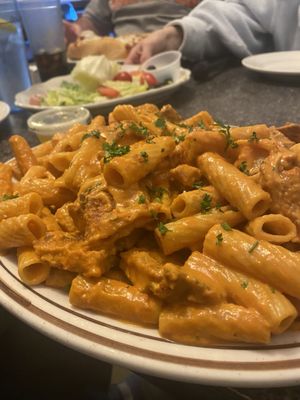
top-left (142, 50), bottom-right (181, 84)
top-left (28, 106), bottom-right (91, 143)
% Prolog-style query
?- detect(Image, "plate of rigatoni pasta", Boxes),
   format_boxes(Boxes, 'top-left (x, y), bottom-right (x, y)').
top-left (1, 103), bottom-right (300, 387)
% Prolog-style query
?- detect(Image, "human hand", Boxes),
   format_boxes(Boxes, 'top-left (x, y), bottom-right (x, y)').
top-left (125, 25), bottom-right (183, 64)
top-left (63, 20), bottom-right (82, 44)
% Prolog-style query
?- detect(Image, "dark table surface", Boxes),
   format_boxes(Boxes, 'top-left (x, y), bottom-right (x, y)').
top-left (1, 64), bottom-right (300, 399)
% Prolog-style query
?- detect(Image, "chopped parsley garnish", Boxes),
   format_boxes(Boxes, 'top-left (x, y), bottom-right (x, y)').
top-left (157, 221), bottom-right (171, 236)
top-left (200, 193), bottom-right (212, 213)
top-left (241, 281), bottom-right (248, 289)
top-left (81, 129), bottom-right (101, 142)
top-left (140, 151), bottom-right (149, 162)
top-left (248, 240), bottom-right (259, 253)
top-left (215, 202), bottom-right (224, 212)
top-left (103, 141), bottom-right (130, 163)
top-left (221, 222), bottom-right (232, 231)
top-left (215, 120), bottom-right (238, 150)
top-left (177, 123), bottom-right (193, 133)
top-left (148, 186), bottom-right (168, 203)
top-left (192, 181), bottom-right (204, 189)
top-left (216, 233), bottom-right (223, 246)
top-left (155, 117), bottom-right (167, 129)
top-left (270, 287), bottom-right (276, 294)
top-left (0, 193), bottom-right (19, 201)
top-left (198, 120), bottom-right (206, 129)
top-left (238, 161), bottom-right (249, 175)
top-left (138, 194), bottom-right (146, 204)
top-left (146, 137), bottom-right (155, 144)
top-left (117, 122), bottom-right (126, 137)
top-left (174, 134), bottom-right (186, 144)
top-left (129, 122), bottom-right (150, 138)
top-left (84, 182), bottom-right (102, 195)
top-left (248, 131), bottom-right (259, 143)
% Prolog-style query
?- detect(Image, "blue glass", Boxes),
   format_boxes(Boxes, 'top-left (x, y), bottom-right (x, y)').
top-left (0, 0), bottom-right (31, 111)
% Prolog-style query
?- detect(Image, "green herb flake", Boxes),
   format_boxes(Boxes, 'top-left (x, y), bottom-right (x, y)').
top-left (192, 181), bottom-right (204, 189)
top-left (157, 221), bottom-right (172, 236)
top-left (117, 122), bottom-right (126, 138)
top-left (0, 193), bottom-right (19, 201)
top-left (148, 186), bottom-right (168, 203)
top-left (84, 182), bottom-right (102, 195)
top-left (200, 193), bottom-right (212, 213)
top-left (138, 194), bottom-right (146, 204)
top-left (248, 131), bottom-right (259, 143)
top-left (81, 130), bottom-right (101, 142)
top-left (221, 222), bottom-right (232, 231)
top-left (174, 134), bottom-right (186, 144)
top-left (270, 287), bottom-right (276, 294)
top-left (248, 240), bottom-right (259, 254)
top-left (198, 120), bottom-right (206, 129)
top-left (129, 122), bottom-right (150, 138)
top-left (238, 161), bottom-right (250, 175)
top-left (216, 233), bottom-right (223, 246)
top-left (215, 202), bottom-right (224, 212)
top-left (103, 141), bottom-right (130, 163)
top-left (155, 118), bottom-right (167, 129)
top-left (241, 281), bottom-right (249, 289)
top-left (177, 123), bottom-right (193, 133)
top-left (140, 151), bottom-right (149, 162)
top-left (215, 121), bottom-right (238, 150)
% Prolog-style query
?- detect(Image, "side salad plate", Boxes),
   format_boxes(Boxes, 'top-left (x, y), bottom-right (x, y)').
top-left (15, 68), bottom-right (191, 114)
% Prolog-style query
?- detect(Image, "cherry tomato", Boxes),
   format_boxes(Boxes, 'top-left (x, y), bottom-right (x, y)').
top-left (113, 71), bottom-right (132, 82)
top-left (140, 72), bottom-right (158, 87)
top-left (97, 86), bottom-right (120, 98)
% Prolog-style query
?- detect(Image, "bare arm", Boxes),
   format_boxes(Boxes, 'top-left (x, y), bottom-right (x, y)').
top-left (126, 25), bottom-right (183, 64)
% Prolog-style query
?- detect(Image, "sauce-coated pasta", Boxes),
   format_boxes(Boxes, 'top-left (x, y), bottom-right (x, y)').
top-left (2, 103), bottom-right (300, 346)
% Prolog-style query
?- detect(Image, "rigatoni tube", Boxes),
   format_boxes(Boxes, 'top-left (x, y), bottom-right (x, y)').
top-left (103, 137), bottom-right (175, 188)
top-left (70, 275), bottom-right (162, 326)
top-left (0, 214), bottom-right (46, 250)
top-left (184, 252), bottom-right (296, 334)
top-left (0, 193), bottom-right (43, 221)
top-left (17, 246), bottom-right (50, 285)
top-left (197, 152), bottom-right (271, 220)
top-left (245, 214), bottom-right (297, 244)
top-left (203, 224), bottom-right (300, 299)
top-left (159, 303), bottom-right (271, 345)
top-left (155, 209), bottom-right (244, 255)
top-left (170, 186), bottom-right (225, 218)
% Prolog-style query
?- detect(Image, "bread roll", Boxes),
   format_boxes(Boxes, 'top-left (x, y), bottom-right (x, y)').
top-left (67, 36), bottom-right (128, 61)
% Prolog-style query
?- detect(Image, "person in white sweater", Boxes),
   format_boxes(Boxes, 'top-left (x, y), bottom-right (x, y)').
top-left (126, 0), bottom-right (300, 63)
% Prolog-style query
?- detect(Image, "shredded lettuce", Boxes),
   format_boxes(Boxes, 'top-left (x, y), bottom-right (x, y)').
top-left (102, 79), bottom-right (148, 97)
top-left (41, 81), bottom-right (104, 106)
top-left (41, 76), bottom-right (149, 107)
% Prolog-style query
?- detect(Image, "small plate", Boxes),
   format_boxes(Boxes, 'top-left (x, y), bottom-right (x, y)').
top-left (0, 101), bottom-right (10, 123)
top-left (242, 51), bottom-right (300, 76)
top-left (15, 68), bottom-right (191, 114)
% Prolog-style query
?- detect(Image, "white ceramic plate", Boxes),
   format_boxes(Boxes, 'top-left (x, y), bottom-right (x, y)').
top-left (15, 68), bottom-right (191, 114)
top-left (242, 51), bottom-right (300, 75)
top-left (0, 101), bottom-right (10, 123)
top-left (1, 252), bottom-right (300, 388)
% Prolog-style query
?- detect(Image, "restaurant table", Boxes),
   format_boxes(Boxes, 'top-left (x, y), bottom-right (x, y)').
top-left (1, 63), bottom-right (300, 400)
